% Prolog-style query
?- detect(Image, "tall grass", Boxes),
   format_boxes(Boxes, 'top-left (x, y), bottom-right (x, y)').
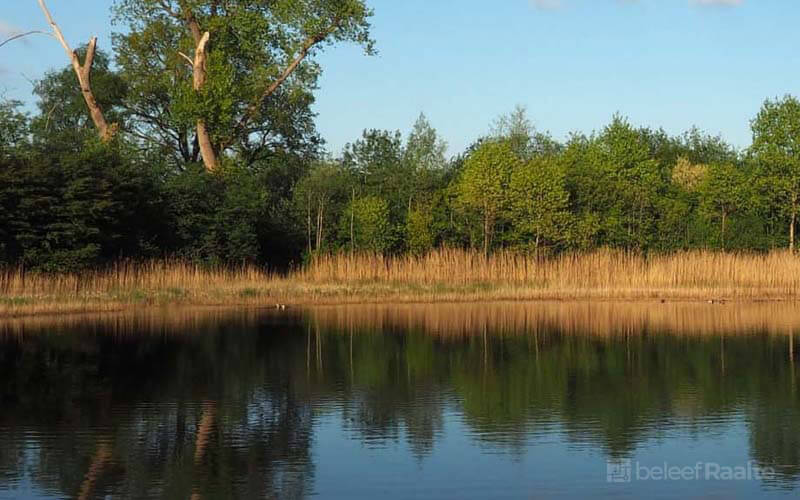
top-left (2, 248), bottom-right (800, 317)
top-left (0, 259), bottom-right (270, 297)
top-left (299, 248), bottom-right (800, 295)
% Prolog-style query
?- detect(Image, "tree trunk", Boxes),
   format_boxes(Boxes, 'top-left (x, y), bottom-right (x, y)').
top-left (350, 188), bottom-right (355, 255)
top-left (316, 198), bottom-right (325, 250)
top-left (791, 195), bottom-right (797, 253)
top-left (192, 32), bottom-right (218, 171)
top-left (721, 211), bottom-right (727, 250)
top-left (38, 0), bottom-right (114, 142)
top-left (306, 196), bottom-right (312, 255)
top-left (685, 220), bottom-right (690, 249)
top-left (483, 212), bottom-right (491, 258)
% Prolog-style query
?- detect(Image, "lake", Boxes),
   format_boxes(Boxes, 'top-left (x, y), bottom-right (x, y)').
top-left (1, 302), bottom-right (799, 499)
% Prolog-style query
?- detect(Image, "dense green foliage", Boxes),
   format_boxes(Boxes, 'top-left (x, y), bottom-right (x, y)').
top-left (3, 1), bottom-right (800, 270)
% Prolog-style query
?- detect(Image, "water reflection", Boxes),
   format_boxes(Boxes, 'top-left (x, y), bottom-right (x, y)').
top-left (1, 302), bottom-right (799, 498)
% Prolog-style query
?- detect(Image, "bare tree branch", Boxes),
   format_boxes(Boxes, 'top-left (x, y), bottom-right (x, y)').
top-left (231, 24), bottom-right (339, 143)
top-left (37, 0), bottom-right (115, 142)
top-left (0, 30), bottom-right (52, 49)
top-left (177, 51), bottom-right (194, 66)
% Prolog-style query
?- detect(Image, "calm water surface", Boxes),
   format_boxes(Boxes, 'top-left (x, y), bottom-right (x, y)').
top-left (1, 302), bottom-right (799, 499)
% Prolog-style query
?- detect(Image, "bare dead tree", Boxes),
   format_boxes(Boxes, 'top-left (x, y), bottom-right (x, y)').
top-left (37, 0), bottom-right (116, 142)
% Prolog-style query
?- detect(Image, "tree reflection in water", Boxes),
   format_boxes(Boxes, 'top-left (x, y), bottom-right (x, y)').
top-left (0, 302), bottom-right (798, 498)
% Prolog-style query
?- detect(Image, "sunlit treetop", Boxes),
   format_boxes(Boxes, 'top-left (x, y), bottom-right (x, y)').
top-left (111, 0), bottom-right (374, 166)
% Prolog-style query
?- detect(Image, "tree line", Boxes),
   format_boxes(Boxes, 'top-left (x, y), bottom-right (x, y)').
top-left (291, 100), bottom-right (800, 259)
top-left (2, 1), bottom-right (800, 271)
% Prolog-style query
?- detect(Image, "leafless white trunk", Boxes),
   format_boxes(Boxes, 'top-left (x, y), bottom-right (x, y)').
top-left (191, 31), bottom-right (219, 171)
top-left (38, 0), bottom-right (114, 142)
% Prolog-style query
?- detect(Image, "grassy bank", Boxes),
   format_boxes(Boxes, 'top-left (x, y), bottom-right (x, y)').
top-left (2, 249), bottom-right (800, 317)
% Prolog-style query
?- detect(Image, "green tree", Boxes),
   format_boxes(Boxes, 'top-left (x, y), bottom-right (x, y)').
top-left (750, 95), bottom-right (800, 251)
top-left (2, 140), bottom-right (166, 271)
top-left (456, 140), bottom-right (519, 256)
top-left (508, 156), bottom-right (570, 252)
top-left (403, 113), bottom-right (448, 211)
top-left (112, 0), bottom-right (374, 171)
top-left (490, 105), bottom-right (561, 160)
top-left (668, 156), bottom-right (709, 248)
top-left (406, 205), bottom-right (435, 255)
top-left (0, 100), bottom-right (29, 156)
top-left (30, 47), bottom-right (126, 147)
top-left (699, 163), bottom-right (749, 249)
top-left (293, 161), bottom-right (351, 254)
top-left (343, 129), bottom-right (405, 203)
top-left (564, 117), bottom-right (666, 249)
top-left (343, 196), bottom-right (393, 253)
top-left (163, 163), bottom-right (273, 264)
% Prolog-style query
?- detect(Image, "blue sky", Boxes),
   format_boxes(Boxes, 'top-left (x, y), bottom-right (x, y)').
top-left (1, 0), bottom-right (798, 155)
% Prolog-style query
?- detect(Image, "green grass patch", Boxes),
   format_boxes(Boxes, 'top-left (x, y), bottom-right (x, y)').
top-left (0, 296), bottom-right (34, 306)
top-left (238, 288), bottom-right (260, 298)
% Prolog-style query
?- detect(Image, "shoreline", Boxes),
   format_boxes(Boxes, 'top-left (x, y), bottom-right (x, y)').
top-left (5, 249), bottom-right (800, 319)
top-left (2, 283), bottom-right (799, 319)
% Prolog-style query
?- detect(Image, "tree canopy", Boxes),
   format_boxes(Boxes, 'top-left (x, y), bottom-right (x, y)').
top-left (3, 0), bottom-right (800, 270)
top-left (112, 0), bottom-right (374, 170)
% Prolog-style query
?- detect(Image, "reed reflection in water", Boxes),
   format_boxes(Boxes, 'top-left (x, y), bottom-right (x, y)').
top-left (0, 302), bottom-right (799, 499)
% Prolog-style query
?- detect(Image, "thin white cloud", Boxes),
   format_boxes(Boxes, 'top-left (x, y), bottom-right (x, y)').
top-left (0, 20), bottom-right (23, 37)
top-left (691, 0), bottom-right (744, 6)
top-left (531, 0), bottom-right (564, 10)
top-left (529, 0), bottom-right (745, 9)
top-left (0, 20), bottom-right (32, 46)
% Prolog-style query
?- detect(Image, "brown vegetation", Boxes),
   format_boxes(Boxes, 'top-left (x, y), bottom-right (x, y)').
top-left (3, 249), bottom-right (800, 318)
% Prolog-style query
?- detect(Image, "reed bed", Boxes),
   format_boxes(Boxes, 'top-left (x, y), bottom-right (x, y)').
top-left (0, 259), bottom-right (271, 297)
top-left (2, 249), bottom-right (800, 318)
top-left (299, 248), bottom-right (800, 293)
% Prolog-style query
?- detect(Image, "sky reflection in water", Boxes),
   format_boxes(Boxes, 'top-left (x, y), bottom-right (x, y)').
top-left (0, 302), bottom-right (798, 499)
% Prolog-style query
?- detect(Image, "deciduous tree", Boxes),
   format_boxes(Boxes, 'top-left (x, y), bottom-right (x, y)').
top-left (700, 163), bottom-right (748, 249)
top-left (750, 96), bottom-right (800, 251)
top-left (508, 156), bottom-right (570, 252)
top-left (456, 140), bottom-right (519, 256)
top-left (113, 0), bottom-right (374, 171)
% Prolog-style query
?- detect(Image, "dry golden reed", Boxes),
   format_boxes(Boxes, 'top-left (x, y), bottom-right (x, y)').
top-left (298, 248), bottom-right (800, 293)
top-left (2, 249), bottom-right (800, 317)
top-left (0, 259), bottom-right (270, 297)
